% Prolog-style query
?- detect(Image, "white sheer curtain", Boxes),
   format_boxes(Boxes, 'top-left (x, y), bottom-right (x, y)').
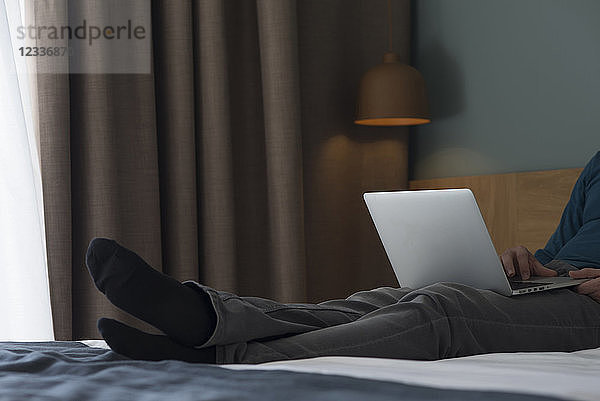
top-left (0, 0), bottom-right (54, 340)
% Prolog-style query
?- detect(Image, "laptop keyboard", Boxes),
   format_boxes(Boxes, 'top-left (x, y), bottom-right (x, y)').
top-left (509, 281), bottom-right (551, 290)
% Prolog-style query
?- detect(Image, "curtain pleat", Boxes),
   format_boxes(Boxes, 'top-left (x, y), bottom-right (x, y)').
top-left (256, 0), bottom-right (306, 302)
top-left (69, 73), bottom-right (163, 338)
top-left (195, 0), bottom-right (238, 292)
top-left (35, 0), bottom-right (72, 341)
top-left (152, 0), bottom-right (199, 282)
top-left (39, 0), bottom-right (410, 340)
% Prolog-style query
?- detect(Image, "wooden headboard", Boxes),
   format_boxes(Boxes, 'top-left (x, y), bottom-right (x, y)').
top-left (409, 168), bottom-right (583, 255)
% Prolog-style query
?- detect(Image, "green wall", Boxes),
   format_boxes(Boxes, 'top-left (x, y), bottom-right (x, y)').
top-left (411, 0), bottom-right (600, 180)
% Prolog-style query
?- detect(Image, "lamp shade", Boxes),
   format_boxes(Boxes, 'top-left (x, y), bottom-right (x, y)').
top-left (355, 53), bottom-right (430, 126)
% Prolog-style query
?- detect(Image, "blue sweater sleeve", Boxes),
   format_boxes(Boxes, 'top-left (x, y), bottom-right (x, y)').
top-left (534, 151), bottom-right (600, 266)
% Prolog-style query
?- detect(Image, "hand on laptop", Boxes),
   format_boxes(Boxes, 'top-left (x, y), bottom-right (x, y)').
top-left (500, 246), bottom-right (558, 280)
top-left (569, 269), bottom-right (600, 302)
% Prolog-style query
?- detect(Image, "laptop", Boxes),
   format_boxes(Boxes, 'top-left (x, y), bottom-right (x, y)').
top-left (363, 188), bottom-right (588, 296)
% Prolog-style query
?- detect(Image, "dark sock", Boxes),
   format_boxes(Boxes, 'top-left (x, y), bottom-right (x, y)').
top-left (98, 318), bottom-right (216, 363)
top-left (85, 238), bottom-right (216, 347)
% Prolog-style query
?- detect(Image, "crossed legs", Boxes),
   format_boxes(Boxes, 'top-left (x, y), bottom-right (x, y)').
top-left (87, 238), bottom-right (600, 364)
top-left (86, 238), bottom-right (217, 362)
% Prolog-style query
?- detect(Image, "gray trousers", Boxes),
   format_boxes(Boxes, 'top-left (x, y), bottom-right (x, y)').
top-left (185, 282), bottom-right (600, 364)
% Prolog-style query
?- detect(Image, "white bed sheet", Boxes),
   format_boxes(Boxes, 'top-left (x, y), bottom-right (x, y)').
top-left (81, 340), bottom-right (600, 401)
top-left (224, 349), bottom-right (600, 401)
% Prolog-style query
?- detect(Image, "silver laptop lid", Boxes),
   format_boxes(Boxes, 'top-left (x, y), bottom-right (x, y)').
top-left (364, 189), bottom-right (513, 296)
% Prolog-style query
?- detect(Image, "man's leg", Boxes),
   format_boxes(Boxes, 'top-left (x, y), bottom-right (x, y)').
top-left (215, 283), bottom-right (600, 364)
top-left (97, 283), bottom-right (411, 362)
top-left (86, 239), bottom-right (600, 365)
top-left (86, 238), bottom-right (216, 347)
top-left (186, 283), bottom-right (411, 348)
top-left (86, 238), bottom-right (408, 360)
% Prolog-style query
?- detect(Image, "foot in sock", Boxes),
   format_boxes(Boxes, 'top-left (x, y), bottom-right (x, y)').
top-left (98, 318), bottom-right (216, 363)
top-left (85, 237), bottom-right (216, 347)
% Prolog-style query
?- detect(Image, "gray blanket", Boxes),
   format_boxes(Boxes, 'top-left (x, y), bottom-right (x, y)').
top-left (0, 342), bottom-right (561, 401)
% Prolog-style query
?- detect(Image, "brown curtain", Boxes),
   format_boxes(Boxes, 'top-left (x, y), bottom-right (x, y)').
top-left (38, 0), bottom-right (410, 341)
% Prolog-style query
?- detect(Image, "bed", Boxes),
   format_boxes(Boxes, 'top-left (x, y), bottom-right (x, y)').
top-left (1, 168), bottom-right (593, 401)
top-left (1, 340), bottom-right (598, 400)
